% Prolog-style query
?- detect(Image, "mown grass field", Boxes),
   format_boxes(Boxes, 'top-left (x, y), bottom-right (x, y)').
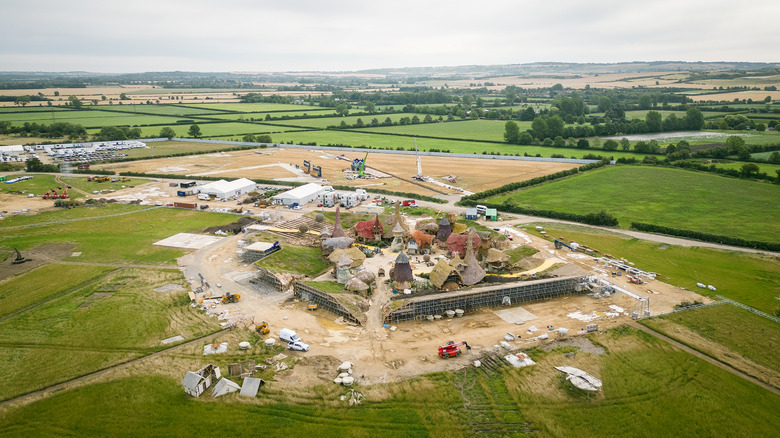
top-left (205, 109), bottom-right (336, 121)
top-left (87, 121), bottom-right (281, 138)
top-left (0, 205), bottom-right (238, 265)
top-left (522, 222), bottom-right (780, 314)
top-left (0, 264), bottom-right (113, 318)
top-left (713, 160), bottom-right (780, 175)
top-left (272, 113), bottom-right (422, 129)
top-left (255, 244), bottom-right (329, 277)
top-left (0, 109), bottom-right (185, 128)
top-left (491, 166), bottom-right (780, 242)
top-left (98, 105), bottom-right (229, 116)
top-left (0, 267), bottom-right (218, 400)
top-left (642, 305), bottom-right (780, 374)
top-left (59, 176), bottom-right (148, 193)
top-left (1, 327), bottom-right (777, 437)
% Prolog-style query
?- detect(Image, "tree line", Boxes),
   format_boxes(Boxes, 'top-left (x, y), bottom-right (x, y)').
top-left (631, 222), bottom-right (779, 251)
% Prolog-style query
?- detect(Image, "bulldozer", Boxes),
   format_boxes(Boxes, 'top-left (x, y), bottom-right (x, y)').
top-left (11, 248), bottom-right (31, 265)
top-left (255, 321), bottom-right (270, 335)
top-left (221, 292), bottom-right (241, 304)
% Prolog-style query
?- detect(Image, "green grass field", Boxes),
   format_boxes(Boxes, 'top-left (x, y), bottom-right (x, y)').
top-left (643, 305), bottom-right (780, 374)
top-left (0, 205), bottom-right (238, 265)
top-left (185, 103), bottom-right (323, 112)
top-left (272, 130), bottom-right (644, 159)
top-left (1, 327), bottom-right (777, 437)
top-left (522, 222), bottom-right (780, 314)
top-left (0, 174), bottom-right (76, 198)
top-left (270, 113), bottom-right (422, 129)
top-left (358, 119), bottom-right (531, 142)
top-left (491, 166), bottom-right (780, 242)
top-left (713, 160), bottom-right (780, 175)
top-left (0, 110), bottom-right (185, 128)
top-left (0, 264), bottom-right (114, 318)
top-left (205, 109), bottom-right (336, 121)
top-left (59, 176), bottom-right (148, 193)
top-left (0, 267), bottom-right (218, 400)
top-left (255, 244), bottom-right (329, 277)
top-left (98, 105), bottom-right (229, 116)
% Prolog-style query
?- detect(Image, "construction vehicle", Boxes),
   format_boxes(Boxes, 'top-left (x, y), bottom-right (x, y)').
top-left (11, 248), bottom-right (31, 265)
top-left (255, 321), bottom-right (270, 335)
top-left (438, 340), bottom-right (471, 359)
top-left (221, 292), bottom-right (241, 304)
top-left (412, 138), bottom-right (426, 181)
top-left (307, 304), bottom-right (318, 311)
top-left (554, 239), bottom-right (576, 251)
top-left (42, 189), bottom-right (53, 199)
top-left (59, 187), bottom-right (69, 199)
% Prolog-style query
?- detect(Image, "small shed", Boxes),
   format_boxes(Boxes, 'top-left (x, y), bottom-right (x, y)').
top-left (181, 364), bottom-right (221, 397)
top-left (485, 208), bottom-right (498, 221)
top-left (240, 377), bottom-right (266, 397)
top-left (465, 208), bottom-right (478, 220)
top-left (212, 377), bottom-right (241, 397)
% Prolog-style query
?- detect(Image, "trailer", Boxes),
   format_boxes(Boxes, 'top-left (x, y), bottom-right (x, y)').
top-left (173, 202), bottom-right (198, 209)
top-left (180, 181), bottom-right (196, 189)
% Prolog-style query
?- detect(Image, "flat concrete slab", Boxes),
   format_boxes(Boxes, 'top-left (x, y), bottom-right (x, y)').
top-left (493, 307), bottom-right (538, 324)
top-left (153, 233), bottom-right (223, 250)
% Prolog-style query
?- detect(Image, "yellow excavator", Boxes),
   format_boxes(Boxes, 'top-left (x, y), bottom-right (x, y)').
top-left (255, 321), bottom-right (270, 335)
top-left (221, 292), bottom-right (241, 304)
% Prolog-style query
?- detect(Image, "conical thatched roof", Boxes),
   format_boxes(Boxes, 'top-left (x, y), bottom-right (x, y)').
top-left (391, 252), bottom-right (414, 283)
top-left (383, 201), bottom-right (410, 239)
top-left (331, 206), bottom-right (347, 238)
top-left (436, 216), bottom-right (452, 241)
top-left (451, 223), bottom-right (468, 235)
top-left (337, 253), bottom-right (352, 267)
top-left (430, 259), bottom-right (461, 289)
top-left (328, 247), bottom-right (366, 268)
top-left (460, 232), bottom-right (485, 285)
top-left (320, 225), bottom-right (332, 237)
top-left (345, 277), bottom-right (369, 292)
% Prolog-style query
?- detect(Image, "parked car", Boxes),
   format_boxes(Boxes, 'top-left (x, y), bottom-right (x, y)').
top-left (287, 340), bottom-right (310, 351)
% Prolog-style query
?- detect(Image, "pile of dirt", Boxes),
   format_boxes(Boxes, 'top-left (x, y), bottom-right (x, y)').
top-left (202, 217), bottom-right (258, 234)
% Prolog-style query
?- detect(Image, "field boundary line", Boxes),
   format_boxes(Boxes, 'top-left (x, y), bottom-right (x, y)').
top-left (630, 322), bottom-right (780, 395)
top-left (0, 329), bottom-right (227, 407)
top-left (716, 295), bottom-right (780, 324)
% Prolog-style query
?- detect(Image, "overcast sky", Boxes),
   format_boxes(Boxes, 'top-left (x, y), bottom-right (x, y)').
top-left (1, 0), bottom-right (778, 73)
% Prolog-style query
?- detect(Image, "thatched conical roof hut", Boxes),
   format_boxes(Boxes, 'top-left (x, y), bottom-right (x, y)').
top-left (430, 258), bottom-right (462, 290)
top-left (436, 216), bottom-right (452, 242)
top-left (345, 277), bottom-right (370, 293)
top-left (390, 251), bottom-right (414, 283)
top-left (328, 247), bottom-right (366, 268)
top-left (383, 201), bottom-right (410, 239)
top-left (460, 232), bottom-right (485, 286)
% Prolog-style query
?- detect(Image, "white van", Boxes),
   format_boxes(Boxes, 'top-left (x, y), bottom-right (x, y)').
top-left (476, 205), bottom-right (487, 215)
top-left (197, 193), bottom-right (210, 201)
top-left (279, 328), bottom-right (301, 343)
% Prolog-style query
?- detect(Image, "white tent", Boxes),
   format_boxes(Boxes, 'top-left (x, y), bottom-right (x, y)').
top-left (212, 377), bottom-right (241, 397)
top-left (198, 178), bottom-right (256, 199)
top-left (272, 183), bottom-right (326, 206)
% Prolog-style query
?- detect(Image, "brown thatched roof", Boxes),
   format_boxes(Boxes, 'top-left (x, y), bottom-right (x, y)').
top-left (430, 259), bottom-right (460, 289)
top-left (451, 223), bottom-right (468, 235)
top-left (460, 233), bottom-right (485, 285)
top-left (485, 248), bottom-right (509, 264)
top-left (446, 233), bottom-right (481, 257)
top-left (383, 201), bottom-right (410, 239)
top-left (328, 247), bottom-right (366, 268)
top-left (391, 252), bottom-right (414, 283)
top-left (355, 269), bottom-right (376, 284)
top-left (331, 206), bottom-right (348, 238)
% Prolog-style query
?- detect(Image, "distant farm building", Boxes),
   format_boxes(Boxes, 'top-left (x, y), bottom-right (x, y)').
top-left (198, 178), bottom-right (256, 199)
top-left (272, 183), bottom-right (326, 206)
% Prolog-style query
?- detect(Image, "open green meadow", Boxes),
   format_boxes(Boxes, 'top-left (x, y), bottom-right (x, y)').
top-left (643, 305), bottom-right (780, 374)
top-left (1, 327), bottom-right (777, 437)
top-left (0, 110), bottom-right (185, 128)
top-left (0, 205), bottom-right (238, 265)
top-left (205, 109), bottom-right (336, 121)
top-left (522, 222), bottom-right (780, 314)
top-left (58, 176), bottom-right (148, 193)
top-left (491, 166), bottom-right (780, 242)
top-left (186, 103), bottom-right (323, 112)
top-left (0, 267), bottom-right (218, 400)
top-left (274, 130), bottom-right (643, 159)
top-left (358, 119), bottom-right (532, 142)
top-left (98, 104), bottom-right (229, 116)
top-left (255, 244), bottom-right (330, 277)
top-left (115, 140), bottom-right (273, 159)
top-left (270, 113), bottom-right (422, 129)
top-left (714, 160), bottom-right (780, 175)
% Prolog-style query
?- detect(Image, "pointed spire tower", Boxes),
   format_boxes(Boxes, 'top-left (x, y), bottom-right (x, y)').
top-left (460, 231), bottom-right (485, 286)
top-left (331, 205), bottom-right (347, 238)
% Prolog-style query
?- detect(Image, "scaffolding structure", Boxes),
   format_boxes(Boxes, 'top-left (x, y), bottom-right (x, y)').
top-left (249, 267), bottom-right (283, 291)
top-left (294, 282), bottom-right (361, 325)
top-left (384, 276), bottom-right (587, 324)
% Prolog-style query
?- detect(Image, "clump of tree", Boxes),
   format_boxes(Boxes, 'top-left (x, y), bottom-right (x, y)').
top-left (25, 157), bottom-right (59, 173)
top-left (94, 126), bottom-right (141, 141)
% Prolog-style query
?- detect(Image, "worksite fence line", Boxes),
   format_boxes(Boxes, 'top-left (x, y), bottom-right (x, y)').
top-left (166, 138), bottom-right (599, 165)
top-left (716, 295), bottom-right (780, 324)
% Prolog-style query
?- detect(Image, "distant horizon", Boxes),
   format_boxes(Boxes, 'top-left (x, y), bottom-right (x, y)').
top-left (1, 60), bottom-right (779, 77)
top-left (2, 0), bottom-right (778, 73)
